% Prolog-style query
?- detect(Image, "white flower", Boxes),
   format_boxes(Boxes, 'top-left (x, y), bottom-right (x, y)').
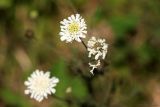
top-left (89, 60), bottom-right (101, 75)
top-left (24, 69), bottom-right (59, 102)
top-left (87, 37), bottom-right (108, 60)
top-left (59, 14), bottom-right (87, 42)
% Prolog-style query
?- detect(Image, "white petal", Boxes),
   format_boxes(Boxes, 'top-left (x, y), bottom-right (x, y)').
top-left (50, 83), bottom-right (57, 87)
top-left (60, 21), bottom-right (65, 25)
top-left (47, 90), bottom-right (51, 95)
top-left (45, 72), bottom-right (50, 78)
top-left (60, 25), bottom-right (67, 29)
top-left (37, 95), bottom-right (43, 102)
top-left (76, 14), bottom-right (80, 20)
top-left (24, 81), bottom-right (30, 85)
top-left (71, 15), bottom-right (75, 20)
top-left (59, 32), bottom-right (65, 36)
top-left (40, 71), bottom-right (43, 76)
top-left (35, 70), bottom-right (40, 75)
top-left (89, 68), bottom-right (94, 75)
top-left (31, 92), bottom-right (34, 98)
top-left (61, 36), bottom-right (67, 41)
top-left (51, 77), bottom-right (59, 83)
top-left (63, 19), bottom-right (69, 24)
top-left (79, 34), bottom-right (86, 38)
top-left (28, 77), bottom-right (33, 82)
top-left (95, 53), bottom-right (100, 60)
top-left (51, 88), bottom-right (56, 94)
top-left (24, 90), bottom-right (30, 94)
top-left (75, 37), bottom-right (81, 42)
top-left (102, 52), bottom-right (106, 59)
top-left (44, 93), bottom-right (48, 98)
top-left (68, 16), bottom-right (72, 21)
top-left (81, 30), bottom-right (87, 34)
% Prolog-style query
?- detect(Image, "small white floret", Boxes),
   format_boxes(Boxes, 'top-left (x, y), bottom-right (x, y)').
top-left (87, 36), bottom-right (108, 60)
top-left (24, 69), bottom-right (59, 102)
top-left (89, 60), bottom-right (101, 75)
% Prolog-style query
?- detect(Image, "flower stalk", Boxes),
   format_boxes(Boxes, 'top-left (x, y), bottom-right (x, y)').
top-left (80, 38), bottom-right (87, 50)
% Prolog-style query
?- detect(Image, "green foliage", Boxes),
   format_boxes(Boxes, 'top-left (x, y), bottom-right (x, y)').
top-left (92, 7), bottom-right (105, 24)
top-left (51, 58), bottom-right (88, 100)
top-left (51, 58), bottom-right (72, 98)
top-left (0, 88), bottom-right (31, 107)
top-left (0, 0), bottom-right (12, 8)
top-left (109, 15), bottom-right (138, 38)
top-left (71, 77), bottom-right (88, 100)
top-left (0, 0), bottom-right (160, 107)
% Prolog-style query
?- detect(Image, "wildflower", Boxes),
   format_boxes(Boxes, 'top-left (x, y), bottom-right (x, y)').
top-left (87, 37), bottom-right (108, 60)
top-left (59, 14), bottom-right (87, 42)
top-left (89, 60), bottom-right (101, 75)
top-left (24, 69), bottom-right (59, 102)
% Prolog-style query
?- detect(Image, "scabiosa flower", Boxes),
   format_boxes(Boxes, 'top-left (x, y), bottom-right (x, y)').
top-left (24, 69), bottom-right (59, 102)
top-left (59, 14), bottom-right (87, 42)
top-left (89, 60), bottom-right (101, 75)
top-left (87, 37), bottom-right (108, 60)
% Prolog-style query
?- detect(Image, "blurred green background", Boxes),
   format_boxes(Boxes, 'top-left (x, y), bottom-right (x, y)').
top-left (0, 0), bottom-right (160, 107)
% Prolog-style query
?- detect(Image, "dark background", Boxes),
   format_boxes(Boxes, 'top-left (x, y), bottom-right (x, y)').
top-left (0, 0), bottom-right (160, 107)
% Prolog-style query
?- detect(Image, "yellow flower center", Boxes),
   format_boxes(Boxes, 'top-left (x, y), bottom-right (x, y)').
top-left (68, 22), bottom-right (79, 34)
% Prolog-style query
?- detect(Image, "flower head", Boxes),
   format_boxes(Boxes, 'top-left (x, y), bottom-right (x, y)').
top-left (89, 60), bottom-right (101, 75)
top-left (87, 37), bottom-right (108, 60)
top-left (59, 14), bottom-right (87, 42)
top-left (24, 69), bottom-right (59, 102)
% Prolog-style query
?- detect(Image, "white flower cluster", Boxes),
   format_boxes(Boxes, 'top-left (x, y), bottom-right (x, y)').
top-left (59, 14), bottom-right (87, 42)
top-left (24, 70), bottom-right (59, 102)
top-left (87, 37), bottom-right (108, 60)
top-left (59, 14), bottom-right (108, 75)
top-left (89, 60), bottom-right (101, 74)
top-left (87, 37), bottom-right (108, 74)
